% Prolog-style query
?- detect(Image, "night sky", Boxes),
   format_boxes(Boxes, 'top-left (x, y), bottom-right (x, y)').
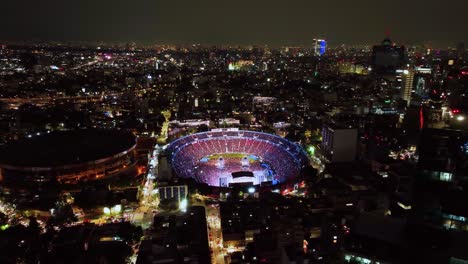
top-left (1, 0), bottom-right (466, 46)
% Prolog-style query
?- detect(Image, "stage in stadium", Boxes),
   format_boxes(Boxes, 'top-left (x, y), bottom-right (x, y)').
top-left (194, 154), bottom-right (276, 187)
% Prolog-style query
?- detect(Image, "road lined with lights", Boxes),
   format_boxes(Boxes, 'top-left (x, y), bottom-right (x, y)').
top-left (192, 194), bottom-right (225, 264)
top-left (206, 203), bottom-right (225, 264)
top-left (132, 145), bottom-right (161, 228)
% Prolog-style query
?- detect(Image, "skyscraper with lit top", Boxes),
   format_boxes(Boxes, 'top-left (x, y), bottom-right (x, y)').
top-left (371, 37), bottom-right (405, 75)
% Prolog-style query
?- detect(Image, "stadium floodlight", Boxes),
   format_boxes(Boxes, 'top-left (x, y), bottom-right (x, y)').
top-left (103, 207), bottom-right (111, 215)
top-left (179, 199), bottom-right (188, 212)
top-left (308, 146), bottom-right (315, 155)
top-left (112, 204), bottom-right (122, 214)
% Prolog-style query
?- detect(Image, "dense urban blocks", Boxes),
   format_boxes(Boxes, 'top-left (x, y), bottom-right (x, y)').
top-left (166, 130), bottom-right (308, 187)
top-left (0, 129), bottom-right (137, 185)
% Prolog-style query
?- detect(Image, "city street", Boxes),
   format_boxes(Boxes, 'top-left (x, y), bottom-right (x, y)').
top-left (193, 194), bottom-right (225, 264)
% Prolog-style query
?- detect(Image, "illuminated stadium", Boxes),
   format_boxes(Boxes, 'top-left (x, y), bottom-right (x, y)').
top-left (166, 129), bottom-right (308, 187)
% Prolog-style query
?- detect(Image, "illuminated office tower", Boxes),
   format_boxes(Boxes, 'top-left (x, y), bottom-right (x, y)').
top-left (401, 69), bottom-right (415, 106)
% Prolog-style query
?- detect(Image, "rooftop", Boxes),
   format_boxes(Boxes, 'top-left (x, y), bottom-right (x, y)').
top-left (0, 129), bottom-right (136, 167)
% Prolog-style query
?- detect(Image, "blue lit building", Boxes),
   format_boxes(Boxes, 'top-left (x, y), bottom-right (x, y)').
top-left (314, 39), bottom-right (327, 56)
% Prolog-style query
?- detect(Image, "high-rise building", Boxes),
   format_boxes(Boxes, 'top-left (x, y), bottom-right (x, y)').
top-left (401, 69), bottom-right (415, 106)
top-left (371, 38), bottom-right (405, 74)
top-left (417, 128), bottom-right (468, 183)
top-left (415, 76), bottom-right (426, 97)
top-left (321, 123), bottom-right (358, 163)
top-left (413, 128), bottom-right (468, 230)
top-left (313, 39), bottom-right (327, 56)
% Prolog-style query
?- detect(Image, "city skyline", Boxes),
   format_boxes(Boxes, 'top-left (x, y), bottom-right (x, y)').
top-left (2, 2), bottom-right (468, 263)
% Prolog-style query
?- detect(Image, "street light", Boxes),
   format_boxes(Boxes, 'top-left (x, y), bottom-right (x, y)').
top-left (457, 115), bottom-right (465, 121)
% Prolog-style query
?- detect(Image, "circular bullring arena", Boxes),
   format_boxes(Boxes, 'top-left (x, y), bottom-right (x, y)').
top-left (0, 129), bottom-right (137, 186)
top-left (166, 130), bottom-right (308, 187)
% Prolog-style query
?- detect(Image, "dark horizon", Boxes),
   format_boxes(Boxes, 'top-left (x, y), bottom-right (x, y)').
top-left (1, 0), bottom-right (466, 47)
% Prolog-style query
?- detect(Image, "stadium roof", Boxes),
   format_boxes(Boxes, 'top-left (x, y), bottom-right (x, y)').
top-left (0, 129), bottom-right (136, 167)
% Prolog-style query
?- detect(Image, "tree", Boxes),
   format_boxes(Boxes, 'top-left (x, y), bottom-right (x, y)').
top-left (49, 204), bottom-right (77, 225)
top-left (198, 124), bottom-right (209, 132)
